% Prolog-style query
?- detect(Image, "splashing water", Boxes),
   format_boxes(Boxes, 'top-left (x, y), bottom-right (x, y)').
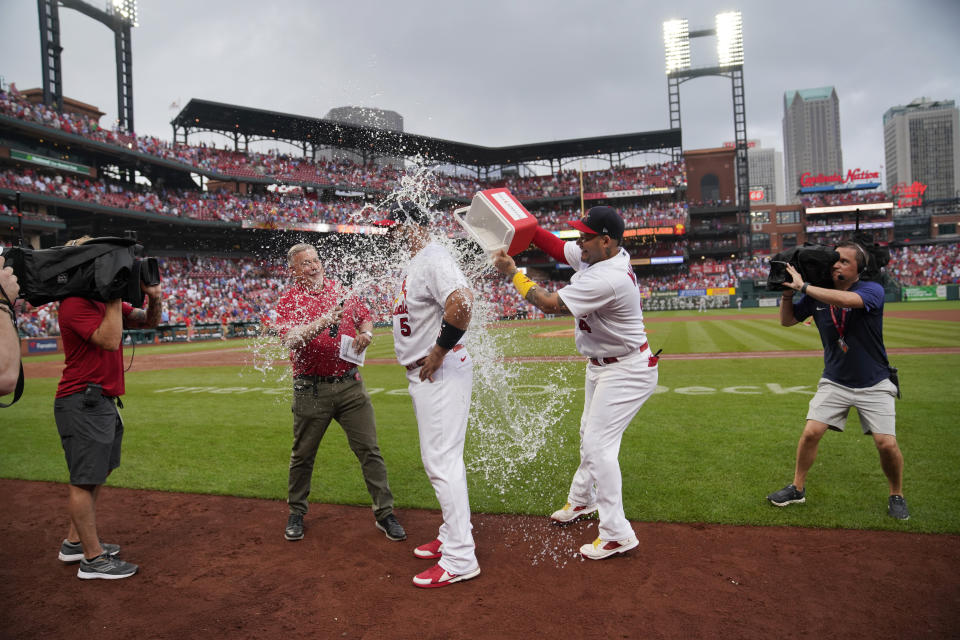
top-left (247, 163), bottom-right (579, 558)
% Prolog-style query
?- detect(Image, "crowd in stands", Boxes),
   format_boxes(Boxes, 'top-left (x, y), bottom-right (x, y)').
top-left (2, 166), bottom-right (692, 236)
top-left (800, 191), bottom-right (889, 208)
top-left (2, 85), bottom-right (689, 205)
top-left (10, 244), bottom-right (960, 338)
top-left (888, 242), bottom-right (960, 286)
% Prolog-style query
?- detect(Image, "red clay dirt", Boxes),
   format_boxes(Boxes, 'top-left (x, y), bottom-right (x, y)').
top-left (10, 309), bottom-right (960, 638)
top-left (1, 479), bottom-right (958, 639)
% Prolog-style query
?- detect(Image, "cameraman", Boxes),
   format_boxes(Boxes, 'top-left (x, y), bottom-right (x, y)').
top-left (767, 242), bottom-right (908, 520)
top-left (0, 255), bottom-right (20, 396)
top-left (54, 237), bottom-right (163, 579)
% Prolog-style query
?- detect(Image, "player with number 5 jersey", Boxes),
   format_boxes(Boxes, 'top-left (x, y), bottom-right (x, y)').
top-left (493, 206), bottom-right (658, 561)
top-left (377, 201), bottom-right (480, 589)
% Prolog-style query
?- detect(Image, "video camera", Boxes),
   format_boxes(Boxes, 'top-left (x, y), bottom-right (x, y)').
top-left (767, 243), bottom-right (839, 291)
top-left (766, 233), bottom-right (889, 291)
top-left (0, 237), bottom-right (160, 308)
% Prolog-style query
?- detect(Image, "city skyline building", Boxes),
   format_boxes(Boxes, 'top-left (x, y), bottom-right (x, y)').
top-left (747, 140), bottom-right (784, 205)
top-left (782, 86), bottom-right (843, 203)
top-left (883, 97), bottom-right (960, 205)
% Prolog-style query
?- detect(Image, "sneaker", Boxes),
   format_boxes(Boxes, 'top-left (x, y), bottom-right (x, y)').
top-left (284, 513), bottom-right (304, 541)
top-left (77, 553), bottom-right (138, 580)
top-left (412, 563), bottom-right (480, 588)
top-left (375, 514), bottom-right (407, 541)
top-left (888, 495), bottom-right (910, 520)
top-left (414, 538), bottom-right (443, 559)
top-left (550, 502), bottom-right (598, 524)
top-left (767, 484), bottom-right (806, 507)
top-left (58, 539), bottom-right (120, 563)
top-left (579, 535), bottom-right (639, 560)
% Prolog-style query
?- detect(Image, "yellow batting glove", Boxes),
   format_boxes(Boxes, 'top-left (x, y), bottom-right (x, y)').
top-left (512, 271), bottom-right (538, 298)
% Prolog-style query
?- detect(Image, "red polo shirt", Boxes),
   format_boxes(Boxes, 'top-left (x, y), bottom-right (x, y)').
top-left (274, 279), bottom-right (371, 377)
top-left (57, 297), bottom-right (134, 398)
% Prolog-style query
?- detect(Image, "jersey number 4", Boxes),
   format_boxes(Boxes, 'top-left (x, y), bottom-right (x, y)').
top-left (398, 316), bottom-right (412, 336)
top-left (578, 318), bottom-right (592, 333)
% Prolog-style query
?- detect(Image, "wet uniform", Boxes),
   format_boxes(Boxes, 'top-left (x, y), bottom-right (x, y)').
top-left (392, 242), bottom-right (478, 576)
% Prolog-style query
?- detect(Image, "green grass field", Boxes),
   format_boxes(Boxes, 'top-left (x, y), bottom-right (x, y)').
top-left (3, 302), bottom-right (958, 534)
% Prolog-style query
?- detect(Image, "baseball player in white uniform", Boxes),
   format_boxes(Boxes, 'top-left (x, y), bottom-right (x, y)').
top-left (493, 206), bottom-right (659, 560)
top-left (377, 201), bottom-right (480, 588)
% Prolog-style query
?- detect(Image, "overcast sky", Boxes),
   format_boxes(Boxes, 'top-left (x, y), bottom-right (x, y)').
top-left (2, 0), bottom-right (959, 184)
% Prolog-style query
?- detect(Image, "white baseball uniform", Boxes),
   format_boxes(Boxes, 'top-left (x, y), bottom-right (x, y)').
top-left (392, 241), bottom-right (478, 576)
top-left (557, 242), bottom-right (658, 542)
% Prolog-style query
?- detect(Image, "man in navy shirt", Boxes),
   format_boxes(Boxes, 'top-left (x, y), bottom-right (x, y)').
top-left (766, 241), bottom-right (908, 520)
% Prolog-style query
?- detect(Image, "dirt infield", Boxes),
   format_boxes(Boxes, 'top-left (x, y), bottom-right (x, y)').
top-left (1, 479), bottom-right (957, 639)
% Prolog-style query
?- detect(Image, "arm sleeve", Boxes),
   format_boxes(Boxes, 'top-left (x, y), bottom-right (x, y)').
top-left (59, 297), bottom-right (105, 342)
top-left (531, 226), bottom-right (568, 264)
top-left (791, 294), bottom-right (813, 323)
top-left (857, 281), bottom-right (885, 313)
top-left (424, 250), bottom-right (470, 310)
top-left (557, 272), bottom-right (617, 317)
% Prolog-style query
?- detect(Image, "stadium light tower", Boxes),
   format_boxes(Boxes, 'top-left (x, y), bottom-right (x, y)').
top-left (37, 0), bottom-right (139, 133)
top-left (663, 10), bottom-right (750, 236)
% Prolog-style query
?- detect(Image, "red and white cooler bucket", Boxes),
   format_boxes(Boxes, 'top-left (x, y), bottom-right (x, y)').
top-left (453, 188), bottom-right (537, 256)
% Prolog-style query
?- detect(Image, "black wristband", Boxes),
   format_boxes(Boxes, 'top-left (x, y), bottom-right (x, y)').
top-left (800, 283), bottom-right (810, 294)
top-left (436, 319), bottom-right (466, 350)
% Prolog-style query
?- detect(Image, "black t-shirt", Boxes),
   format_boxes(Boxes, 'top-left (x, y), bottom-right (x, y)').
top-left (793, 280), bottom-right (889, 388)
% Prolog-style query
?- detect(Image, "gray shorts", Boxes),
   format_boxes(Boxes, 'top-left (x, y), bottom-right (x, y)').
top-left (54, 391), bottom-right (124, 485)
top-left (807, 377), bottom-right (898, 436)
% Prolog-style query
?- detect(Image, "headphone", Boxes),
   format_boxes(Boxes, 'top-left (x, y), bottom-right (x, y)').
top-left (851, 243), bottom-right (869, 275)
top-left (837, 242), bottom-right (869, 275)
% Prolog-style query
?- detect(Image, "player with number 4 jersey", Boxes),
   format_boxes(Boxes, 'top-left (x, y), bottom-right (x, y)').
top-left (493, 206), bottom-right (658, 561)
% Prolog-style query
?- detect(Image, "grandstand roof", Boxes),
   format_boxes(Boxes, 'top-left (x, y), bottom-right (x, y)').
top-left (171, 99), bottom-right (681, 167)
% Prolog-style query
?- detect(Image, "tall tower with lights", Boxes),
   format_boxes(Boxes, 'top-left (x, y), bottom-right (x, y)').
top-left (663, 12), bottom-right (749, 216)
top-left (37, 0), bottom-right (139, 132)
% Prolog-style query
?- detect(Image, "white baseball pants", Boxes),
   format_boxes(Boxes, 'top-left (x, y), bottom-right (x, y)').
top-left (566, 347), bottom-right (658, 541)
top-left (406, 348), bottom-right (478, 575)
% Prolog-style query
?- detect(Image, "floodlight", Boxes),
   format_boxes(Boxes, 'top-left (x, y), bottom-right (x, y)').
top-left (663, 19), bottom-right (691, 74)
top-left (716, 11), bottom-right (743, 67)
top-left (110, 0), bottom-right (139, 27)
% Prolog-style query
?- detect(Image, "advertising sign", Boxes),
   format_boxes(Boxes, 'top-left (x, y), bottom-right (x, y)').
top-left (903, 285), bottom-right (946, 301)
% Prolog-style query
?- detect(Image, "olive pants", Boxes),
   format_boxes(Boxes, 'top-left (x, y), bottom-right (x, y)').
top-left (288, 376), bottom-right (394, 520)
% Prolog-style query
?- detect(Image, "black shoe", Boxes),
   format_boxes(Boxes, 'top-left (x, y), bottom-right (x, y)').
top-left (285, 513), bottom-right (304, 541)
top-left (767, 484), bottom-right (806, 507)
top-left (888, 495), bottom-right (910, 520)
top-left (375, 513), bottom-right (407, 541)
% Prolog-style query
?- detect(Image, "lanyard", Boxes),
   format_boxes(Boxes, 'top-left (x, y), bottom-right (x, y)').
top-left (829, 306), bottom-right (848, 339)
top-left (829, 306), bottom-right (850, 353)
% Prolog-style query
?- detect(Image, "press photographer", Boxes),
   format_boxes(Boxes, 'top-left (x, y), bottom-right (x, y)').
top-left (765, 239), bottom-right (908, 521)
top-left (49, 235), bottom-right (163, 580)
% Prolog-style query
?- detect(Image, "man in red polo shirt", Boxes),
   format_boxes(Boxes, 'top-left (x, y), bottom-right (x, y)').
top-left (54, 238), bottom-right (163, 580)
top-left (275, 242), bottom-right (405, 543)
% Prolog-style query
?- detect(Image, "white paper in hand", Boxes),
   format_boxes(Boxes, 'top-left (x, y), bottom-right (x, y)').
top-left (339, 334), bottom-right (366, 366)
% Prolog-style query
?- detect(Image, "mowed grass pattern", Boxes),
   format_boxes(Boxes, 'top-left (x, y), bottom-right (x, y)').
top-left (2, 302), bottom-right (958, 533)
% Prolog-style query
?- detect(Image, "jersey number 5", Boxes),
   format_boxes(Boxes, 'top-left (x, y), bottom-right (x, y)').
top-left (398, 316), bottom-right (411, 336)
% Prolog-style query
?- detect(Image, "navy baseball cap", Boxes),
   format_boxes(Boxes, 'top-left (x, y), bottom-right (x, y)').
top-left (374, 200), bottom-right (430, 227)
top-left (568, 206), bottom-right (624, 241)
